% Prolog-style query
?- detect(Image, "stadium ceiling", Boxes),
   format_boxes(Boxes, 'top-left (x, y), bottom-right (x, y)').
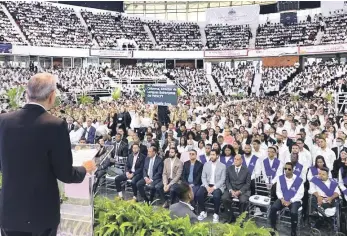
top-left (124, 1), bottom-right (276, 21)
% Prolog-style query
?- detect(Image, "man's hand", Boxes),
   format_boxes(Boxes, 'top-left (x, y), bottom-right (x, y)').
top-left (207, 186), bottom-right (214, 194)
top-left (281, 198), bottom-right (286, 206)
top-left (326, 197), bottom-right (333, 204)
top-left (83, 160), bottom-right (96, 174)
top-left (126, 172), bottom-right (133, 179)
top-left (145, 178), bottom-right (152, 185)
top-left (234, 190), bottom-right (241, 197)
top-left (164, 184), bottom-right (170, 192)
top-left (284, 201), bottom-right (291, 207)
top-left (317, 196), bottom-right (323, 206)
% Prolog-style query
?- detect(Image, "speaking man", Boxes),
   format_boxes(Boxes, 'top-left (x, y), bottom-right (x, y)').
top-left (0, 73), bottom-right (96, 236)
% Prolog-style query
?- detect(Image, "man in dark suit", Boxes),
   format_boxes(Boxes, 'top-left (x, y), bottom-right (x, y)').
top-left (83, 118), bottom-right (96, 144)
top-left (114, 143), bottom-right (145, 200)
top-left (130, 135), bottom-right (148, 157)
top-left (182, 149), bottom-right (203, 198)
top-left (66, 117), bottom-right (74, 132)
top-left (222, 154), bottom-right (251, 223)
top-left (0, 73), bottom-right (95, 236)
top-left (136, 146), bottom-right (163, 203)
top-left (112, 133), bottom-right (128, 159)
top-left (169, 183), bottom-right (198, 224)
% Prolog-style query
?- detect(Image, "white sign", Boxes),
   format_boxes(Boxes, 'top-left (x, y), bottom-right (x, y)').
top-left (248, 47), bottom-right (298, 57)
top-left (299, 44), bottom-right (347, 54)
top-left (204, 50), bottom-right (248, 58)
top-left (206, 5), bottom-right (260, 25)
top-left (90, 49), bottom-right (132, 58)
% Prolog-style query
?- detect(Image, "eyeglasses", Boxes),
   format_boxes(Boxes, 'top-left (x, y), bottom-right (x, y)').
top-left (284, 168), bottom-right (292, 171)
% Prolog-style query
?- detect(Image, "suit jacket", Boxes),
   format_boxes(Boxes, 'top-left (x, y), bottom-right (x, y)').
top-left (143, 155), bottom-right (163, 182)
top-left (162, 158), bottom-right (183, 186)
top-left (112, 141), bottom-right (128, 158)
top-left (169, 202), bottom-right (198, 224)
top-left (129, 144), bottom-right (148, 157)
top-left (83, 126), bottom-right (96, 144)
top-left (286, 138), bottom-right (294, 148)
top-left (67, 123), bottom-right (74, 133)
top-left (201, 161), bottom-right (226, 192)
top-left (126, 153), bottom-right (145, 176)
top-left (0, 104), bottom-right (86, 232)
top-left (182, 160), bottom-right (203, 186)
top-left (225, 165), bottom-right (251, 195)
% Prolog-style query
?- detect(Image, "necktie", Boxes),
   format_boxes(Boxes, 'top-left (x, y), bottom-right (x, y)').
top-left (236, 167), bottom-right (239, 176)
top-left (149, 158), bottom-right (154, 179)
top-left (115, 143), bottom-right (119, 157)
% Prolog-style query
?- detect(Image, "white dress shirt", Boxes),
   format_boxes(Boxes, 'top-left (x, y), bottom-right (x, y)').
top-left (261, 157), bottom-right (283, 184)
top-left (243, 154), bottom-right (261, 180)
top-left (210, 162), bottom-right (217, 185)
top-left (170, 158), bottom-right (177, 179)
top-left (298, 149), bottom-right (312, 170)
top-left (309, 178), bottom-right (340, 197)
top-left (276, 174), bottom-right (304, 203)
top-left (252, 149), bottom-right (267, 161)
top-left (69, 128), bottom-right (84, 144)
top-left (131, 153), bottom-right (138, 173)
top-left (278, 144), bottom-right (291, 164)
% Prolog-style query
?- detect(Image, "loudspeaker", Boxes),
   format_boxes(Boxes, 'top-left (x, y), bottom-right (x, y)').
top-left (166, 60), bottom-right (174, 69)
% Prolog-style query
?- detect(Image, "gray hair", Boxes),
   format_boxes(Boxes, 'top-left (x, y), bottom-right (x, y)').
top-left (27, 73), bottom-right (57, 102)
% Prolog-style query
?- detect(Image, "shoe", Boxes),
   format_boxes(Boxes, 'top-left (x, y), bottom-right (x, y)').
top-left (132, 196), bottom-right (137, 201)
top-left (197, 211), bottom-right (207, 221)
top-left (213, 214), bottom-right (219, 223)
top-left (162, 201), bottom-right (170, 208)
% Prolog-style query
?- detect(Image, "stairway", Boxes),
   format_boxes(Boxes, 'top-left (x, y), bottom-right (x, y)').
top-left (248, 25), bottom-right (258, 49)
top-left (164, 73), bottom-right (191, 95)
top-left (199, 23), bottom-right (207, 46)
top-left (1, 3), bottom-right (29, 45)
top-left (74, 8), bottom-right (99, 47)
top-left (206, 74), bottom-right (222, 95)
top-left (252, 73), bottom-right (262, 96)
top-left (314, 30), bottom-right (324, 45)
top-left (280, 67), bottom-right (302, 92)
top-left (143, 24), bottom-right (157, 46)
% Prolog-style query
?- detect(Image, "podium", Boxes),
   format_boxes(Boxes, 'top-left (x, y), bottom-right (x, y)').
top-left (57, 144), bottom-right (113, 236)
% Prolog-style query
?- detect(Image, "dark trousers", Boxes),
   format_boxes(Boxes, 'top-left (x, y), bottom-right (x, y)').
top-left (93, 159), bottom-right (112, 192)
top-left (269, 199), bottom-right (301, 233)
top-left (157, 182), bottom-right (179, 204)
top-left (115, 173), bottom-right (142, 196)
top-left (196, 186), bottom-right (222, 214)
top-left (222, 190), bottom-right (250, 221)
top-left (0, 228), bottom-right (57, 236)
top-left (311, 195), bottom-right (336, 211)
top-left (137, 178), bottom-right (162, 202)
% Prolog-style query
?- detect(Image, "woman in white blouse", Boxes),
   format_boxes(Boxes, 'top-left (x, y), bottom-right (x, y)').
top-left (307, 155), bottom-right (332, 181)
top-left (177, 136), bottom-right (189, 154)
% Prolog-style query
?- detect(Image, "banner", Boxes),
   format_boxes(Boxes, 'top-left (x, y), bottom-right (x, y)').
top-left (90, 49), bottom-right (132, 58)
top-left (299, 44), bottom-right (347, 54)
top-left (0, 44), bottom-right (12, 54)
top-left (204, 50), bottom-right (248, 58)
top-left (321, 1), bottom-right (347, 17)
top-left (248, 46), bottom-right (298, 57)
top-left (145, 85), bottom-right (177, 106)
top-left (206, 5), bottom-right (260, 25)
top-left (280, 12), bottom-right (297, 26)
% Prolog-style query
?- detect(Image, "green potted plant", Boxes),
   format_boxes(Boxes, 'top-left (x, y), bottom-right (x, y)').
top-left (6, 86), bottom-right (25, 109)
top-left (112, 88), bottom-right (122, 100)
top-left (78, 93), bottom-right (94, 105)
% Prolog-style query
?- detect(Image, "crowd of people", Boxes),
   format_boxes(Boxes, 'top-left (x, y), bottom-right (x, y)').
top-left (255, 20), bottom-right (320, 48)
top-left (0, 5), bottom-right (25, 45)
top-left (167, 68), bottom-right (213, 96)
top-left (108, 65), bottom-right (166, 83)
top-left (5, 1), bottom-right (93, 48)
top-left (212, 64), bottom-right (254, 96)
top-left (52, 93), bottom-right (347, 235)
top-left (260, 66), bottom-right (298, 96)
top-left (321, 11), bottom-right (347, 45)
top-left (205, 24), bottom-right (251, 50)
top-left (82, 11), bottom-right (153, 49)
top-left (147, 21), bottom-right (203, 50)
top-left (284, 61), bottom-right (347, 97)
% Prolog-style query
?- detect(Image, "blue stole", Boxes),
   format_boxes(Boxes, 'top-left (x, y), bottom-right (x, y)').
top-left (311, 176), bottom-right (338, 197)
top-left (293, 162), bottom-right (303, 177)
top-left (279, 175), bottom-right (303, 202)
top-left (220, 155), bottom-right (234, 168)
top-left (310, 167), bottom-right (319, 176)
top-left (263, 158), bottom-right (280, 181)
top-left (242, 155), bottom-right (258, 175)
top-left (199, 155), bottom-right (208, 164)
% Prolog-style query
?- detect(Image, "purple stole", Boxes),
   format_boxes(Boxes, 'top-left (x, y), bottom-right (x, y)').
top-left (279, 175), bottom-right (303, 202)
top-left (263, 158), bottom-right (280, 180)
top-left (311, 176), bottom-right (338, 197)
top-left (199, 155), bottom-right (208, 164)
top-left (220, 156), bottom-right (234, 168)
top-left (310, 167), bottom-right (319, 176)
top-left (242, 155), bottom-right (258, 175)
top-left (293, 162), bottom-right (303, 177)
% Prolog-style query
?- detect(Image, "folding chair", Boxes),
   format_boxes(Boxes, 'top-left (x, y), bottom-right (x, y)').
top-left (249, 176), bottom-right (273, 219)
